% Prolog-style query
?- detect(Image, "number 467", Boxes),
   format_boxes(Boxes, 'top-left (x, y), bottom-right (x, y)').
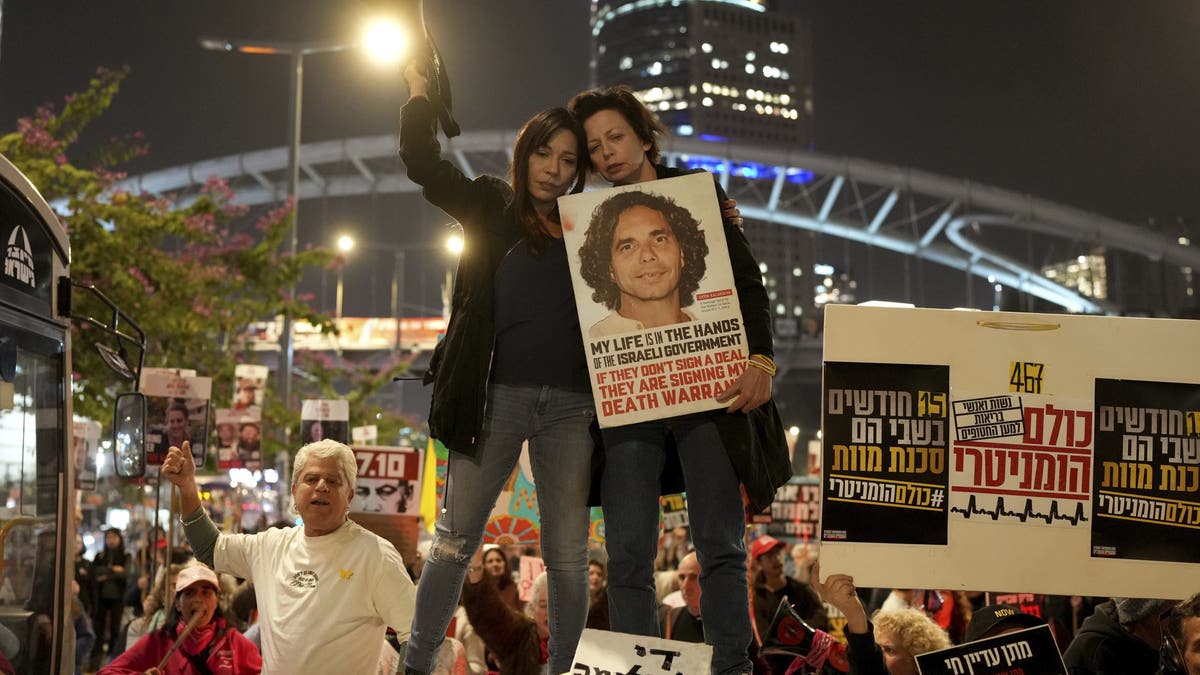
top-left (1009, 361), bottom-right (1044, 394)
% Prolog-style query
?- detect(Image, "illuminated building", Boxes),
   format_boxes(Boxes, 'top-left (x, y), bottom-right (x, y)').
top-left (1042, 250), bottom-right (1108, 301)
top-left (589, 0), bottom-right (813, 148)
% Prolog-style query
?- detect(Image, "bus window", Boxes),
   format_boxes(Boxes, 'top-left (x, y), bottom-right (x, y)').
top-left (0, 318), bottom-right (66, 674)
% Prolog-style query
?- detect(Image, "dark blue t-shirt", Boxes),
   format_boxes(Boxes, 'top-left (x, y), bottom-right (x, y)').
top-left (492, 236), bottom-right (590, 391)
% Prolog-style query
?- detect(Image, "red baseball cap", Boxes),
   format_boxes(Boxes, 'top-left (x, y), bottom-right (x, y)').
top-left (750, 535), bottom-right (787, 560)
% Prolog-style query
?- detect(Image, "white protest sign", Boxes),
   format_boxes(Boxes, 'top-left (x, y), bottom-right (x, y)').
top-left (559, 173), bottom-right (748, 427)
top-left (820, 304), bottom-right (1200, 599)
top-left (570, 628), bottom-right (711, 675)
top-left (518, 555), bottom-right (547, 603)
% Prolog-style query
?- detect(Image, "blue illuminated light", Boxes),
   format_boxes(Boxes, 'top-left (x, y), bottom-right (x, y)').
top-left (786, 167), bottom-right (815, 184)
top-left (679, 155), bottom-right (815, 185)
top-left (698, 133), bottom-right (728, 143)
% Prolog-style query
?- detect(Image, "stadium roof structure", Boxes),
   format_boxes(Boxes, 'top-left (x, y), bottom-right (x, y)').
top-left (116, 133), bottom-right (1198, 314)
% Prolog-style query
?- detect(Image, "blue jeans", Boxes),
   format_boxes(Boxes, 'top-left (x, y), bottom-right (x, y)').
top-left (602, 414), bottom-right (752, 675)
top-left (404, 384), bottom-right (595, 675)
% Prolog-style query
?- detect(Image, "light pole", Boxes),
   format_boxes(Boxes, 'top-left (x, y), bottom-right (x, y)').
top-left (198, 19), bottom-right (406, 412)
top-left (335, 235), bottom-right (356, 324)
top-left (331, 232), bottom-right (463, 351)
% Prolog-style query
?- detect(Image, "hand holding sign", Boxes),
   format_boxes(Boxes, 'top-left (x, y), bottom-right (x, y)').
top-left (715, 362), bottom-right (772, 413)
top-left (811, 562), bottom-right (869, 635)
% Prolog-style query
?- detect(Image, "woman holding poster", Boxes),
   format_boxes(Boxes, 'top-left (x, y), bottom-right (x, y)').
top-left (397, 63), bottom-right (596, 675)
top-left (569, 85), bottom-right (790, 675)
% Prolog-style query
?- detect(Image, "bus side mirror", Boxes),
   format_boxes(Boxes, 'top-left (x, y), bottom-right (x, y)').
top-left (113, 392), bottom-right (147, 478)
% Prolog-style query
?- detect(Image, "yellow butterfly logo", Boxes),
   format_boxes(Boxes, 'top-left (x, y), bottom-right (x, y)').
top-left (339, 568), bottom-right (354, 580)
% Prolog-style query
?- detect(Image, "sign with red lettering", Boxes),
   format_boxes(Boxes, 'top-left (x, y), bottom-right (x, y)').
top-left (351, 445), bottom-right (422, 516)
top-left (559, 173), bottom-right (749, 427)
top-left (820, 304), bottom-right (1200, 600)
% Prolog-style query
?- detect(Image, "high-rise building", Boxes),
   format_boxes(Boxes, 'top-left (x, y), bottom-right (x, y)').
top-left (590, 0), bottom-right (816, 335)
top-left (1042, 250), bottom-right (1108, 301)
top-left (589, 0), bottom-right (813, 148)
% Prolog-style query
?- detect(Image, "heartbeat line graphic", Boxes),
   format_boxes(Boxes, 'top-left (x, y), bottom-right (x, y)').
top-left (949, 495), bottom-right (1089, 525)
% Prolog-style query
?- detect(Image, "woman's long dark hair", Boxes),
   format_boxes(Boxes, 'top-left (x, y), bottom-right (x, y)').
top-left (484, 547), bottom-right (515, 591)
top-left (99, 528), bottom-right (126, 562)
top-left (508, 107), bottom-right (587, 254)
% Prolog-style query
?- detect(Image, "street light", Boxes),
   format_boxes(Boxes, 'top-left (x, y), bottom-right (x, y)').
top-left (330, 231), bottom-right (463, 350)
top-left (335, 235), bottom-right (356, 324)
top-left (198, 17), bottom-right (407, 412)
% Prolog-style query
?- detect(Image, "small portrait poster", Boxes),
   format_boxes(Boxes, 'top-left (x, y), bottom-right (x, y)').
top-left (72, 418), bottom-right (101, 490)
top-left (301, 399), bottom-right (349, 444)
top-left (1091, 378), bottom-right (1200, 563)
top-left (821, 361), bottom-right (950, 545)
top-left (233, 364), bottom-right (268, 410)
top-left (350, 444), bottom-right (422, 516)
top-left (559, 172), bottom-right (748, 427)
top-left (141, 371), bottom-right (212, 467)
top-left (214, 407), bottom-right (262, 470)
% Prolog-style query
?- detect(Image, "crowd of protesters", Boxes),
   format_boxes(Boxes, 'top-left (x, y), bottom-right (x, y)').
top-left (74, 501), bottom-right (1200, 675)
top-left (66, 71), bottom-right (1199, 675)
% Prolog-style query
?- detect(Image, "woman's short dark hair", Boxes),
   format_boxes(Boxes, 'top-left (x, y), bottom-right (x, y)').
top-left (1167, 593), bottom-right (1200, 650)
top-left (577, 190), bottom-right (709, 310)
top-left (509, 107), bottom-right (587, 254)
top-left (569, 85), bottom-right (667, 168)
top-left (230, 582), bottom-right (257, 628)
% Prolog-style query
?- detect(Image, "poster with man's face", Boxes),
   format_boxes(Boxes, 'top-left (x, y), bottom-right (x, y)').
top-left (233, 364), bottom-right (269, 410)
top-left (214, 407), bottom-right (262, 470)
top-left (350, 445), bottom-right (422, 516)
top-left (141, 371), bottom-right (212, 467)
top-left (559, 172), bottom-right (748, 427)
top-left (72, 419), bottom-right (100, 490)
top-left (301, 399), bottom-right (349, 444)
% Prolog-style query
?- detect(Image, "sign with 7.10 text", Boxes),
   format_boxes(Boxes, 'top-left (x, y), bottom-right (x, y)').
top-left (351, 445), bottom-right (423, 517)
top-left (352, 445), bottom-right (421, 481)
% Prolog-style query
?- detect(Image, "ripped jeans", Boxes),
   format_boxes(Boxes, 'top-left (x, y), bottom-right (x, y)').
top-left (404, 384), bottom-right (595, 675)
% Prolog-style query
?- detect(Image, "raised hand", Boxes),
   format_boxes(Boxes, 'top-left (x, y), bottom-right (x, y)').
top-left (161, 441), bottom-right (196, 489)
top-left (811, 561), bottom-right (869, 634)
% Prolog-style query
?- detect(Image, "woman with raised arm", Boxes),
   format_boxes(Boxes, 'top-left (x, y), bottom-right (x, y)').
top-left (398, 63), bottom-right (596, 675)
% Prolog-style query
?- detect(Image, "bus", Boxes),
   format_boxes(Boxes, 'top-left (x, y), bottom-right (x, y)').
top-left (0, 152), bottom-right (145, 673)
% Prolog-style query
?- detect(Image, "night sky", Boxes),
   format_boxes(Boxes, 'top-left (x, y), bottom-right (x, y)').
top-left (4, 1), bottom-right (1196, 222)
top-left (1, 1), bottom-right (1197, 313)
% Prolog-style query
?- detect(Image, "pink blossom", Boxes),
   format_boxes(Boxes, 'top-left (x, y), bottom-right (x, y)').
top-left (255, 199), bottom-right (296, 232)
top-left (127, 266), bottom-right (155, 293)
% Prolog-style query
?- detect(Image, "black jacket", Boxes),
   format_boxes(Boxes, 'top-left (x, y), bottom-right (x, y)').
top-left (399, 96), bottom-right (525, 457)
top-left (1062, 600), bottom-right (1160, 675)
top-left (844, 622), bottom-right (889, 675)
top-left (634, 163), bottom-right (791, 513)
